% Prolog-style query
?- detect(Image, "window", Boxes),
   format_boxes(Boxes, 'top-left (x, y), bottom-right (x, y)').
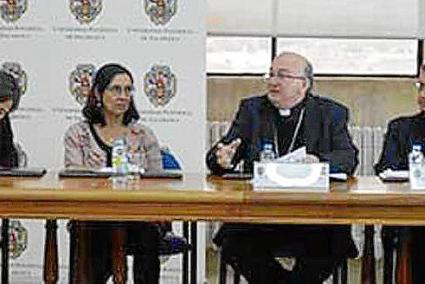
top-left (207, 36), bottom-right (271, 74)
top-left (277, 38), bottom-right (418, 75)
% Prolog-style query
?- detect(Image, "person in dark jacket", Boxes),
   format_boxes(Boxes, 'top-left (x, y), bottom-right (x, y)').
top-left (0, 70), bottom-right (20, 168)
top-left (375, 64), bottom-right (425, 283)
top-left (207, 52), bottom-right (359, 284)
top-left (375, 66), bottom-right (425, 174)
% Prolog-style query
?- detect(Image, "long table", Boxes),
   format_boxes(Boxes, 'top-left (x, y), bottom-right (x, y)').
top-left (0, 173), bottom-right (422, 283)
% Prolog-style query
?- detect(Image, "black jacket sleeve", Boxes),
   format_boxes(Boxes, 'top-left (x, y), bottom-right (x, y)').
top-left (374, 119), bottom-right (406, 174)
top-left (0, 115), bottom-right (18, 168)
top-left (206, 101), bottom-right (251, 175)
top-left (318, 105), bottom-right (359, 175)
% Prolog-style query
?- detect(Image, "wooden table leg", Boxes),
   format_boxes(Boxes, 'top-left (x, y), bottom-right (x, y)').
top-left (44, 219), bottom-right (58, 284)
top-left (382, 227), bottom-right (396, 284)
top-left (190, 222), bottom-right (197, 284)
top-left (112, 227), bottom-right (126, 284)
top-left (2, 218), bottom-right (9, 284)
top-left (361, 225), bottom-right (376, 284)
top-left (71, 221), bottom-right (92, 284)
top-left (396, 228), bottom-right (412, 284)
top-left (183, 221), bottom-right (189, 284)
top-left (68, 222), bottom-right (75, 284)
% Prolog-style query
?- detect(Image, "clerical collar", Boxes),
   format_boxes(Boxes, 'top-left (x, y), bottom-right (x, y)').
top-left (277, 97), bottom-right (307, 117)
top-left (278, 108), bottom-right (291, 116)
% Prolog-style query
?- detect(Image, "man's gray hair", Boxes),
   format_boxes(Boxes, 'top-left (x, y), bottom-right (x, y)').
top-left (274, 51), bottom-right (315, 92)
top-left (303, 60), bottom-right (314, 93)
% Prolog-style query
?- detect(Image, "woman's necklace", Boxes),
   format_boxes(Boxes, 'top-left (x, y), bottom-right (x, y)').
top-left (96, 125), bottom-right (127, 145)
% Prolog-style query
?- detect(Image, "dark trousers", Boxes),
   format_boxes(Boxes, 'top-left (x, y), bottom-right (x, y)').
top-left (86, 221), bottom-right (160, 284)
top-left (385, 226), bottom-right (425, 284)
top-left (410, 227), bottom-right (425, 284)
top-left (215, 224), bottom-right (357, 284)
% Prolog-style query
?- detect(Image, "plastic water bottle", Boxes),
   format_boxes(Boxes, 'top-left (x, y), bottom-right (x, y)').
top-left (112, 137), bottom-right (129, 186)
top-left (260, 143), bottom-right (276, 162)
top-left (409, 144), bottom-right (424, 184)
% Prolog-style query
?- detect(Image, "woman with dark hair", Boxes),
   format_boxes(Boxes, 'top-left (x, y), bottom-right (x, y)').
top-left (0, 70), bottom-right (20, 168)
top-left (64, 63), bottom-right (161, 283)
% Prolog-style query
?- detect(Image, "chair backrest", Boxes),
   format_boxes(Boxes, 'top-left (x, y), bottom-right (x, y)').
top-left (207, 121), bottom-right (386, 176)
top-left (160, 146), bottom-right (181, 170)
top-left (14, 142), bottom-right (27, 168)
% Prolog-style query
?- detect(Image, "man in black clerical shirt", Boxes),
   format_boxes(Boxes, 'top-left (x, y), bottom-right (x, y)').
top-left (375, 65), bottom-right (425, 174)
top-left (375, 64), bottom-right (425, 283)
top-left (206, 52), bottom-right (358, 283)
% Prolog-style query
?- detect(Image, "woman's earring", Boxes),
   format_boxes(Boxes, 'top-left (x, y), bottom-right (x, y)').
top-left (95, 96), bottom-right (101, 108)
top-left (94, 90), bottom-right (101, 108)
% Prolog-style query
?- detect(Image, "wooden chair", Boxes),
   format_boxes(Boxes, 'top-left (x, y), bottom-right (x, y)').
top-left (68, 148), bottom-right (191, 283)
top-left (381, 226), bottom-right (414, 284)
top-left (218, 250), bottom-right (348, 284)
top-left (0, 143), bottom-right (28, 283)
top-left (1, 219), bottom-right (10, 283)
top-left (217, 226), bottom-right (378, 284)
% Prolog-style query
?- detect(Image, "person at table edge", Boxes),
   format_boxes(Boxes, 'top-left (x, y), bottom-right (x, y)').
top-left (206, 51), bottom-right (359, 284)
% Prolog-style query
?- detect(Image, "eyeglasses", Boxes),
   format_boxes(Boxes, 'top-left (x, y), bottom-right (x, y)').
top-left (415, 82), bottom-right (425, 93)
top-left (105, 85), bottom-right (135, 97)
top-left (0, 97), bottom-right (11, 103)
top-left (263, 70), bottom-right (306, 83)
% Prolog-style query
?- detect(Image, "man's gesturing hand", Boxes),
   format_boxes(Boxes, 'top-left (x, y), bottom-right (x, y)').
top-left (216, 138), bottom-right (242, 169)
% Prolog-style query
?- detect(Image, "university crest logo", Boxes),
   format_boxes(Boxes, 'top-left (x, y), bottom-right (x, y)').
top-left (69, 64), bottom-right (96, 105)
top-left (1, 62), bottom-right (27, 96)
top-left (69, 0), bottom-right (102, 25)
top-left (144, 65), bottom-right (176, 107)
top-left (8, 220), bottom-right (28, 259)
top-left (0, 0), bottom-right (28, 23)
top-left (144, 0), bottom-right (177, 26)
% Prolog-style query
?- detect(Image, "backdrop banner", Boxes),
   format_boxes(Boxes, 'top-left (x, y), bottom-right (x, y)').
top-left (0, 0), bottom-right (206, 282)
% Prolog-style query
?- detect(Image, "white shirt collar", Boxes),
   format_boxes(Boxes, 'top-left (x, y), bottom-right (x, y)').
top-left (278, 108), bottom-right (291, 116)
